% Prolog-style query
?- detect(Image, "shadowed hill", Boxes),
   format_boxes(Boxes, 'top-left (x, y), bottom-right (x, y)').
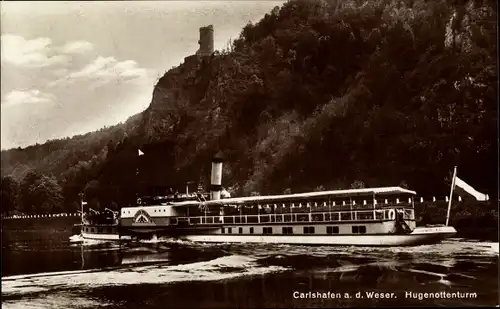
top-left (1, 0), bottom-right (497, 217)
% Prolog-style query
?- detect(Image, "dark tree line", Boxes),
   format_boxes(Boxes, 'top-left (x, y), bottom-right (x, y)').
top-left (2, 172), bottom-right (64, 215)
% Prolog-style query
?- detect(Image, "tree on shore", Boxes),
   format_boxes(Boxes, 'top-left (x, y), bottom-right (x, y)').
top-left (1, 176), bottom-right (19, 215)
top-left (19, 170), bottom-right (64, 214)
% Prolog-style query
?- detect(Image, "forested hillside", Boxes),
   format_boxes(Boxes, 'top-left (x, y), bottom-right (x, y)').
top-left (1, 0), bottom-right (497, 217)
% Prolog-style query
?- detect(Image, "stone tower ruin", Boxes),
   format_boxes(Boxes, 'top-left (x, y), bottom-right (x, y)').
top-left (196, 25), bottom-right (214, 57)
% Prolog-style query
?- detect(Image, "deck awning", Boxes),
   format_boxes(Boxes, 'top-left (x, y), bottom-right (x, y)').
top-left (203, 186), bottom-right (416, 205)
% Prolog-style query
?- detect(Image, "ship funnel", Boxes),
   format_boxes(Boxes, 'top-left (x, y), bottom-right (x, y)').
top-left (210, 152), bottom-right (224, 200)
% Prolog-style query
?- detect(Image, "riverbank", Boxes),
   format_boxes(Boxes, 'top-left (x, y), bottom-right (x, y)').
top-left (415, 200), bottom-right (498, 241)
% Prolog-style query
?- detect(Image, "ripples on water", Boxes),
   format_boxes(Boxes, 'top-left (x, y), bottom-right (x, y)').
top-left (2, 230), bottom-right (498, 308)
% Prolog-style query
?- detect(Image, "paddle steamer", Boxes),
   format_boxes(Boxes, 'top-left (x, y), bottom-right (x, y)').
top-left (119, 187), bottom-right (458, 246)
top-left (116, 157), bottom-right (457, 246)
top-left (74, 156), bottom-right (459, 246)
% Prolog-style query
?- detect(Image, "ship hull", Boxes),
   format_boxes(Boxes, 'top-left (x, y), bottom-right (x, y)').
top-left (79, 224), bottom-right (132, 241)
top-left (84, 224), bottom-right (456, 246)
top-left (181, 226), bottom-right (457, 246)
top-left (81, 230), bottom-right (131, 241)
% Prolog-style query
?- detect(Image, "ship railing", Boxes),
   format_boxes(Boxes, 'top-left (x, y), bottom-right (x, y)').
top-left (181, 209), bottom-right (414, 225)
top-left (83, 223), bottom-right (117, 226)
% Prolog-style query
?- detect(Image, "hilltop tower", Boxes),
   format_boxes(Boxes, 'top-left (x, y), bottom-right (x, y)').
top-left (196, 25), bottom-right (214, 57)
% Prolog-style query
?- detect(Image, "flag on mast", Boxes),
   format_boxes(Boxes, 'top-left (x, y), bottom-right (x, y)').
top-left (454, 176), bottom-right (489, 201)
top-left (138, 149), bottom-right (145, 156)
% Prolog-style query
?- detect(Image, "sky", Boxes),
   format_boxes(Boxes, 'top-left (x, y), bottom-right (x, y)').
top-left (0, 1), bottom-right (284, 150)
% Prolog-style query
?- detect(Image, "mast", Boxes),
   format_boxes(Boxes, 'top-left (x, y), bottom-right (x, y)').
top-left (79, 192), bottom-right (84, 225)
top-left (445, 166), bottom-right (457, 226)
top-left (137, 148), bottom-right (144, 203)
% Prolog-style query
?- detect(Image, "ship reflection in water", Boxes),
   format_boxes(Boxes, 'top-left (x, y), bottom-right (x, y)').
top-left (2, 238), bottom-right (498, 308)
top-left (75, 241), bottom-right (227, 269)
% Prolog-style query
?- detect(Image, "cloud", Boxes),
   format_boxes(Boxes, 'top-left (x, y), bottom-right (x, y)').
top-left (1, 34), bottom-right (70, 68)
top-left (51, 56), bottom-right (149, 88)
top-left (75, 56), bottom-right (148, 79)
top-left (60, 40), bottom-right (94, 54)
top-left (1, 34), bottom-right (151, 149)
top-left (0, 34), bottom-right (149, 90)
top-left (2, 89), bottom-right (57, 107)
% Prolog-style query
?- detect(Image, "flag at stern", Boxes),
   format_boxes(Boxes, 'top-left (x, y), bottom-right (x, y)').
top-left (454, 176), bottom-right (489, 201)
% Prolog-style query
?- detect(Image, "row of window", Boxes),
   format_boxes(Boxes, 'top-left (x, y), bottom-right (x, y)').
top-left (223, 203), bottom-right (410, 212)
top-left (221, 225), bottom-right (367, 235)
top-left (83, 227), bottom-right (114, 234)
top-left (352, 226), bottom-right (367, 234)
top-left (123, 209), bottom-right (168, 215)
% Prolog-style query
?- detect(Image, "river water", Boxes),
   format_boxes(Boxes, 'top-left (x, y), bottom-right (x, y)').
top-left (1, 218), bottom-right (498, 308)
